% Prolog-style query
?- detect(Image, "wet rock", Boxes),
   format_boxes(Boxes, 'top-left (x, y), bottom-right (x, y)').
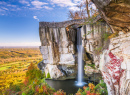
top-left (84, 73), bottom-right (102, 83)
top-left (57, 65), bottom-right (77, 80)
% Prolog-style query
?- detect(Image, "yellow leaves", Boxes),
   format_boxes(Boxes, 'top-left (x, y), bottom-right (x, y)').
top-left (83, 86), bottom-right (88, 90)
top-left (88, 83), bottom-right (95, 90)
top-left (108, 32), bottom-right (118, 39)
top-left (5, 84), bottom-right (10, 88)
top-left (38, 88), bottom-right (43, 93)
top-left (0, 69), bottom-right (26, 90)
top-left (0, 48), bottom-right (43, 93)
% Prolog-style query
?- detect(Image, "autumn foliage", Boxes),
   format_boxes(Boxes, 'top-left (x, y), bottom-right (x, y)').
top-left (76, 81), bottom-right (108, 95)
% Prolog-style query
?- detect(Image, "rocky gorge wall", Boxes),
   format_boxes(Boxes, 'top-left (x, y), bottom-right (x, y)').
top-left (38, 17), bottom-right (109, 80)
top-left (38, 20), bottom-right (80, 79)
top-left (81, 25), bottom-right (130, 94)
top-left (39, 18), bottom-right (130, 94)
top-left (99, 32), bottom-right (130, 95)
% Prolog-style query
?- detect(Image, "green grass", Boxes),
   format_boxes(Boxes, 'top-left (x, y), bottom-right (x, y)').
top-left (0, 58), bottom-right (41, 71)
top-left (0, 48), bottom-right (42, 71)
top-left (0, 67), bottom-right (7, 70)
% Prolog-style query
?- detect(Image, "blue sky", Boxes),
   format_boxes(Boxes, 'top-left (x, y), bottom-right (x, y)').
top-left (0, 0), bottom-right (92, 46)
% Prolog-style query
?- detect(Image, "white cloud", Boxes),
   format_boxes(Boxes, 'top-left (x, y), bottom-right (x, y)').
top-left (10, 7), bottom-right (21, 11)
top-left (0, 42), bottom-right (41, 46)
top-left (73, 0), bottom-right (82, 3)
top-left (49, 0), bottom-right (76, 7)
top-left (31, 0), bottom-right (48, 9)
top-left (19, 0), bottom-right (30, 6)
top-left (16, 8), bottom-right (21, 11)
top-left (44, 6), bottom-right (53, 10)
top-left (69, 6), bottom-right (80, 11)
top-left (33, 16), bottom-right (39, 21)
top-left (0, 1), bottom-right (6, 5)
top-left (7, 4), bottom-right (17, 7)
top-left (49, 0), bottom-right (86, 11)
top-left (0, 9), bottom-right (5, 12)
top-left (2, 7), bottom-right (9, 11)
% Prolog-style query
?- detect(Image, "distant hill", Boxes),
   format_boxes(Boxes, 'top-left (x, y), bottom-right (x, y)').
top-left (0, 46), bottom-right (39, 48)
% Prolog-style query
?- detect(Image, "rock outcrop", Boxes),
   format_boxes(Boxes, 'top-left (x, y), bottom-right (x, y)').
top-left (39, 16), bottom-right (130, 94)
top-left (91, 0), bottom-right (130, 94)
top-left (81, 22), bottom-right (130, 95)
top-left (39, 17), bottom-right (108, 80)
top-left (98, 32), bottom-right (130, 95)
top-left (39, 20), bottom-right (82, 79)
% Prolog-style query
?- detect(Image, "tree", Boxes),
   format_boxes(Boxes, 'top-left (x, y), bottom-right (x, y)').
top-left (68, 11), bottom-right (85, 20)
top-left (68, 0), bottom-right (98, 20)
top-left (25, 63), bottom-right (44, 84)
top-left (68, 2), bottom-right (86, 20)
top-left (86, 0), bottom-right (90, 18)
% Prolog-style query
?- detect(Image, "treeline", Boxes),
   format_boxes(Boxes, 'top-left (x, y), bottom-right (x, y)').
top-left (0, 48), bottom-right (42, 64)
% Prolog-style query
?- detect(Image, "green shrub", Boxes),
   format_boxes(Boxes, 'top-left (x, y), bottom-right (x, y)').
top-left (95, 80), bottom-right (108, 95)
top-left (46, 72), bottom-right (51, 78)
top-left (76, 81), bottom-right (108, 95)
top-left (25, 63), bottom-right (44, 84)
top-left (22, 92), bottom-right (26, 95)
top-left (87, 64), bottom-right (96, 69)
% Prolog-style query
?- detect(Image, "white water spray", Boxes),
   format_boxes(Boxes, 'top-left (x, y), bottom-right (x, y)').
top-left (76, 28), bottom-right (85, 86)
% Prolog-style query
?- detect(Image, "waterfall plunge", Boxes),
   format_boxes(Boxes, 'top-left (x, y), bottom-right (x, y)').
top-left (76, 28), bottom-right (86, 86)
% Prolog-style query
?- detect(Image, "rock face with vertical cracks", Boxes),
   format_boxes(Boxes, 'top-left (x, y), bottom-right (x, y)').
top-left (39, 20), bottom-right (86, 80)
top-left (91, 0), bottom-right (130, 94)
top-left (39, 18), bottom-right (108, 81)
top-left (99, 32), bottom-right (130, 95)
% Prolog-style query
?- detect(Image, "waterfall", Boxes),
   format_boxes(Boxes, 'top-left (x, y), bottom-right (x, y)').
top-left (76, 28), bottom-right (84, 86)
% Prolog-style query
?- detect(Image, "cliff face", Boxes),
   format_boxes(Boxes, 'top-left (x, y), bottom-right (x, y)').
top-left (91, 1), bottom-right (130, 94)
top-left (39, 20), bottom-right (83, 79)
top-left (39, 18), bottom-right (130, 94)
top-left (99, 32), bottom-right (130, 95)
top-left (38, 18), bottom-right (105, 79)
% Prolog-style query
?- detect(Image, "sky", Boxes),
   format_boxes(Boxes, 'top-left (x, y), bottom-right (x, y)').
top-left (0, 0), bottom-right (94, 46)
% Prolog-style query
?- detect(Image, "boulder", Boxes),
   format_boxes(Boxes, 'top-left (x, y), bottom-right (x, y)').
top-left (45, 64), bottom-right (63, 79)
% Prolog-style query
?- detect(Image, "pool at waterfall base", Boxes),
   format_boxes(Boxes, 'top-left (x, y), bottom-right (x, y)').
top-left (45, 79), bottom-right (97, 94)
